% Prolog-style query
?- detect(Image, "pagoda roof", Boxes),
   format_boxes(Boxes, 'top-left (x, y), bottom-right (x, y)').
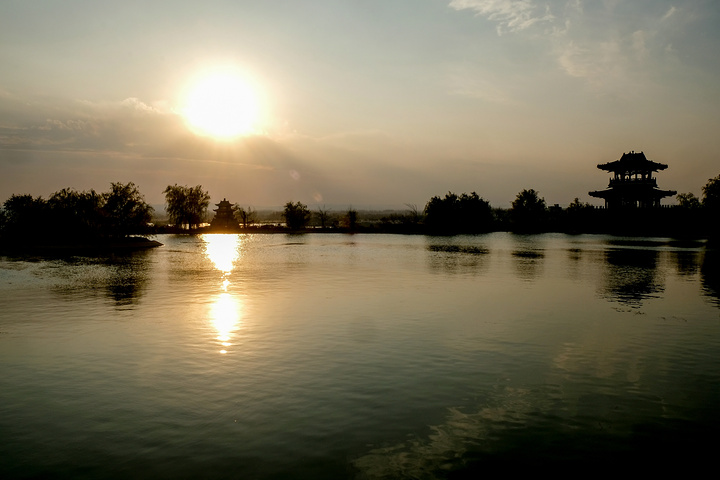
top-left (597, 151), bottom-right (668, 172)
top-left (589, 188), bottom-right (676, 200)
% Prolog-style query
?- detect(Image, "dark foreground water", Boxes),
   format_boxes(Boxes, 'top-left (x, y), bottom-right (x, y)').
top-left (1, 233), bottom-right (719, 478)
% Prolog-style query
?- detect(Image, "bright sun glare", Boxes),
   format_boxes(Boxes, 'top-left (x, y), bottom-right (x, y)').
top-left (183, 68), bottom-right (261, 138)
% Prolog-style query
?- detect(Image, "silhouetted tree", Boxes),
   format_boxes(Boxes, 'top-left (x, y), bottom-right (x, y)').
top-left (567, 197), bottom-right (593, 213)
top-left (2, 183), bottom-right (152, 243)
top-left (1, 194), bottom-right (48, 241)
top-left (163, 184), bottom-right (210, 229)
top-left (424, 193), bottom-right (455, 232)
top-left (564, 197), bottom-right (597, 232)
top-left (702, 175), bottom-right (720, 237)
top-left (424, 192), bottom-right (492, 233)
top-left (283, 201), bottom-right (311, 230)
top-left (316, 205), bottom-right (331, 229)
top-left (48, 188), bottom-right (104, 238)
top-left (377, 203), bottom-right (423, 233)
top-left (677, 192), bottom-right (701, 209)
top-left (702, 175), bottom-right (720, 211)
top-left (510, 189), bottom-right (546, 232)
top-left (404, 203), bottom-right (422, 225)
top-left (458, 193), bottom-right (493, 232)
top-left (343, 208), bottom-right (359, 231)
top-left (102, 182), bottom-right (153, 237)
top-left (670, 192), bottom-right (703, 237)
top-left (233, 204), bottom-right (257, 228)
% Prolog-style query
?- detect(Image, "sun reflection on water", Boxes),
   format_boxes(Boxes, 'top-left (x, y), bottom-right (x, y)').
top-left (210, 292), bottom-right (242, 354)
top-left (203, 234), bottom-right (242, 276)
top-left (202, 234), bottom-right (245, 353)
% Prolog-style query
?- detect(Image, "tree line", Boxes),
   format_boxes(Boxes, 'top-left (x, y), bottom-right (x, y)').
top-left (0, 182), bottom-right (153, 246)
top-left (2, 175), bottom-right (719, 246)
top-left (239, 175), bottom-right (720, 237)
top-left (412, 178), bottom-right (719, 236)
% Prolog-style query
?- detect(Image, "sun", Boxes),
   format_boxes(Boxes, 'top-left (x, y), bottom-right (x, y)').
top-left (182, 68), bottom-right (262, 138)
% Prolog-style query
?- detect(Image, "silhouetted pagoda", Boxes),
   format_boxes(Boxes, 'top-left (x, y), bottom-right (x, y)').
top-left (210, 198), bottom-right (239, 231)
top-left (589, 151), bottom-right (676, 208)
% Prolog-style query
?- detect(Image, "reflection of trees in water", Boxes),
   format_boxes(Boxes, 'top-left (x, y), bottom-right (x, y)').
top-left (48, 251), bottom-right (151, 307)
top-left (509, 235), bottom-right (546, 281)
top-left (669, 250), bottom-right (701, 277)
top-left (426, 243), bottom-right (490, 275)
top-left (166, 248), bottom-right (210, 285)
top-left (563, 247), bottom-right (592, 282)
top-left (701, 250), bottom-right (720, 306)
top-left (104, 252), bottom-right (151, 306)
top-left (601, 248), bottom-right (662, 308)
top-left (567, 248), bottom-right (582, 262)
top-left (511, 250), bottom-right (545, 281)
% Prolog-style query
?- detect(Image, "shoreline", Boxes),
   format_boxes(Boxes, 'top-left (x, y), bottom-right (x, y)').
top-left (0, 237), bottom-right (163, 255)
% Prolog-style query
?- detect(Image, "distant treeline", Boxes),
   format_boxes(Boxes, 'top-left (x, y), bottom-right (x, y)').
top-left (2, 175), bottom-right (719, 246)
top-left (273, 179), bottom-right (719, 237)
top-left (342, 188), bottom-right (717, 237)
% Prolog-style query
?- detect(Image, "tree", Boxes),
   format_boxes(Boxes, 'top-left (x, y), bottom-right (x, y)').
top-left (702, 175), bottom-right (720, 237)
top-left (163, 184), bottom-right (210, 229)
top-left (510, 189), bottom-right (546, 231)
top-left (702, 175), bottom-right (720, 212)
top-left (676, 192), bottom-right (701, 209)
top-left (343, 208), bottom-right (359, 231)
top-left (564, 197), bottom-right (596, 233)
top-left (404, 203), bottom-right (422, 225)
top-left (316, 205), bottom-right (331, 229)
top-left (233, 204), bottom-right (257, 228)
top-left (2, 184), bottom-right (152, 242)
top-left (48, 188), bottom-right (104, 237)
top-left (102, 182), bottom-right (153, 237)
top-left (423, 194), bottom-right (449, 231)
top-left (424, 191), bottom-right (492, 233)
top-left (567, 197), bottom-right (593, 213)
top-left (1, 194), bottom-right (48, 241)
top-left (283, 201), bottom-right (311, 230)
top-left (458, 192), bottom-right (493, 232)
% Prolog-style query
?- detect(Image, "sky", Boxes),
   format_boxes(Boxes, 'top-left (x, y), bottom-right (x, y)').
top-left (1, 0), bottom-right (719, 209)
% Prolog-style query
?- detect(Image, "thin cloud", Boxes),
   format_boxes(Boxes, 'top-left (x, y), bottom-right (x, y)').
top-left (555, 36), bottom-right (646, 93)
top-left (450, 1), bottom-right (696, 93)
top-left (449, 0), bottom-right (554, 34)
top-left (662, 6), bottom-right (677, 21)
top-left (0, 95), bottom-right (186, 153)
top-left (120, 97), bottom-right (167, 114)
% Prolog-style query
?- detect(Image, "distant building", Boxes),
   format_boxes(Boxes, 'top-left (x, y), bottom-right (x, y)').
top-left (589, 151), bottom-right (676, 208)
top-left (210, 198), bottom-right (239, 231)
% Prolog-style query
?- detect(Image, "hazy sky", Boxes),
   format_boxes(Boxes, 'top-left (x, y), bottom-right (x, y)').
top-left (1, 0), bottom-right (719, 208)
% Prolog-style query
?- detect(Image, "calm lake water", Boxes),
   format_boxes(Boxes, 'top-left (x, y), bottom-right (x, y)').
top-left (1, 233), bottom-right (719, 478)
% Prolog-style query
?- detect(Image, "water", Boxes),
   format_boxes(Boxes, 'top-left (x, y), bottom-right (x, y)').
top-left (1, 233), bottom-right (719, 478)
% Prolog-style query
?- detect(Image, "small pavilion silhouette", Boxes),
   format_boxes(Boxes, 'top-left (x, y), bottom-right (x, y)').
top-left (589, 151), bottom-right (676, 208)
top-left (210, 198), bottom-right (239, 231)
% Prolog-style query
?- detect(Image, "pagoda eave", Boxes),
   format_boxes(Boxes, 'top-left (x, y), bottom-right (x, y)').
top-left (589, 189), bottom-right (676, 200)
top-left (597, 161), bottom-right (668, 172)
